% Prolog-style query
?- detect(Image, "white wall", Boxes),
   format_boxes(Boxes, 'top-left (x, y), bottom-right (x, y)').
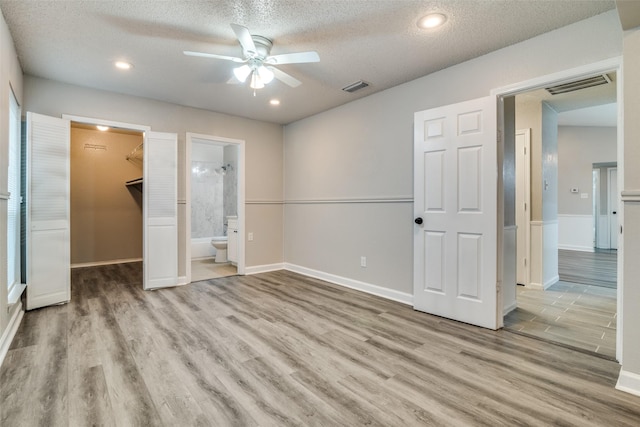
top-left (284, 10), bottom-right (622, 298)
top-left (0, 8), bottom-right (23, 364)
top-left (23, 76), bottom-right (284, 271)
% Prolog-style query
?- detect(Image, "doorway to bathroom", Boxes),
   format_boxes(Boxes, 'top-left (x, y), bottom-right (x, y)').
top-left (186, 133), bottom-right (245, 282)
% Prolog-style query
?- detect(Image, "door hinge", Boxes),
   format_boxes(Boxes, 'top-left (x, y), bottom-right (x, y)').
top-left (621, 225), bottom-right (623, 234)
top-left (524, 202), bottom-right (527, 211)
top-left (524, 146), bottom-right (527, 155)
top-left (524, 258), bottom-right (527, 267)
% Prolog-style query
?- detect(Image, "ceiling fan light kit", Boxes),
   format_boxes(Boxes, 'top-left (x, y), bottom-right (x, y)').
top-left (184, 23), bottom-right (320, 93)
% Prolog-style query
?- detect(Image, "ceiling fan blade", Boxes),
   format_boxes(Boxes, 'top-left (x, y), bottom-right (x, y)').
top-left (230, 23), bottom-right (257, 56)
top-left (270, 67), bottom-right (301, 88)
top-left (183, 51), bottom-right (245, 63)
top-left (266, 51), bottom-right (320, 65)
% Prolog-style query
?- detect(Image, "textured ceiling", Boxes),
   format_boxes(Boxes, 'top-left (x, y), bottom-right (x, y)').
top-left (0, 0), bottom-right (616, 124)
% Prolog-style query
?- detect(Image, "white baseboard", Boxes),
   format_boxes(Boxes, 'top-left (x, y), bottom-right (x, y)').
top-left (71, 257), bottom-right (142, 269)
top-left (503, 300), bottom-right (517, 316)
top-left (245, 263), bottom-right (285, 275)
top-left (284, 263), bottom-right (413, 306)
top-left (558, 244), bottom-right (594, 252)
top-left (178, 276), bottom-right (188, 286)
top-left (616, 370), bottom-right (640, 397)
top-left (0, 303), bottom-right (24, 368)
top-left (544, 275), bottom-right (559, 289)
top-left (526, 282), bottom-right (544, 290)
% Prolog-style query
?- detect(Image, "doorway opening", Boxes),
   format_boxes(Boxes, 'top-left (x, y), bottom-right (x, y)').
top-left (68, 120), bottom-right (147, 293)
top-left (499, 60), bottom-right (621, 360)
top-left (186, 133), bottom-right (245, 283)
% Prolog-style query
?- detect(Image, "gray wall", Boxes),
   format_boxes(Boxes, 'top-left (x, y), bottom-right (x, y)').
top-left (284, 10), bottom-right (622, 298)
top-left (23, 75), bottom-right (284, 271)
top-left (558, 126), bottom-right (617, 215)
top-left (515, 98), bottom-right (544, 221)
top-left (541, 102), bottom-right (559, 222)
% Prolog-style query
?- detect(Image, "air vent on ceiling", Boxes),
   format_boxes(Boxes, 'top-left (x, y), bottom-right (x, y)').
top-left (545, 74), bottom-right (611, 95)
top-left (342, 80), bottom-right (369, 93)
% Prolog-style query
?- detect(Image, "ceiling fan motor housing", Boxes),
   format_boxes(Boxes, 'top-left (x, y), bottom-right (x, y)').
top-left (247, 35), bottom-right (273, 59)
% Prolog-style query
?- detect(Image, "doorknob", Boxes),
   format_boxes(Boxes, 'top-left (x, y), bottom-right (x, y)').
top-left (612, 211), bottom-right (617, 215)
top-left (414, 217), bottom-right (423, 225)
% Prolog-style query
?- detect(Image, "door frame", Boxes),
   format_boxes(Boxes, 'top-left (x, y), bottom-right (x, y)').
top-left (185, 132), bottom-right (246, 282)
top-left (593, 167), bottom-right (601, 248)
top-left (62, 114), bottom-right (151, 285)
top-left (491, 56), bottom-right (623, 361)
top-left (608, 167), bottom-right (618, 250)
top-left (515, 128), bottom-right (531, 287)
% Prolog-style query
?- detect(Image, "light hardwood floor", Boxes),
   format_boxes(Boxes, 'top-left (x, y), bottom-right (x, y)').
top-left (2, 263), bottom-right (640, 426)
top-left (558, 249), bottom-right (617, 288)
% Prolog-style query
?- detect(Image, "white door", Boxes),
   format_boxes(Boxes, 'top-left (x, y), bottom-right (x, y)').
top-left (26, 113), bottom-right (70, 310)
top-left (413, 96), bottom-right (498, 329)
top-left (515, 129), bottom-right (531, 285)
top-left (144, 131), bottom-right (178, 290)
top-left (608, 167), bottom-right (618, 250)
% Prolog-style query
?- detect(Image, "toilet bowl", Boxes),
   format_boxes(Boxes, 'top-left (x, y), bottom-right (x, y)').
top-left (211, 236), bottom-right (228, 263)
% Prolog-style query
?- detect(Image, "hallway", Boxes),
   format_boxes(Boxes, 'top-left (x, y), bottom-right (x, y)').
top-left (505, 249), bottom-right (618, 359)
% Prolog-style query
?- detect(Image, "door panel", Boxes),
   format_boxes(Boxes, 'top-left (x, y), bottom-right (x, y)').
top-left (144, 131), bottom-right (178, 290)
top-left (26, 112), bottom-right (70, 310)
top-left (515, 129), bottom-right (531, 285)
top-left (608, 168), bottom-right (618, 250)
top-left (414, 96), bottom-right (498, 329)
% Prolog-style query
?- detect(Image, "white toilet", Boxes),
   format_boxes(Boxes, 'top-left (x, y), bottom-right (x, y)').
top-left (211, 236), bottom-right (228, 263)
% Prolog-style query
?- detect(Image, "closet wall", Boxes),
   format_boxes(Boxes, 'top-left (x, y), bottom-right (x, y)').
top-left (70, 124), bottom-right (143, 265)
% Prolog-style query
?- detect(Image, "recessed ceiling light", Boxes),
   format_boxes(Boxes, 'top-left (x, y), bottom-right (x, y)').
top-left (115, 61), bottom-right (133, 70)
top-left (417, 13), bottom-right (447, 29)
top-left (269, 99), bottom-right (281, 106)
top-left (96, 125), bottom-right (109, 131)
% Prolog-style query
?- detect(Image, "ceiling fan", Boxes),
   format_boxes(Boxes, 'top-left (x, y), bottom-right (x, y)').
top-left (184, 24), bottom-right (320, 91)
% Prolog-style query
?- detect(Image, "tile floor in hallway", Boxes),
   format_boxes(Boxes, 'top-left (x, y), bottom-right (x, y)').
top-left (504, 281), bottom-right (617, 359)
top-left (191, 257), bottom-right (237, 282)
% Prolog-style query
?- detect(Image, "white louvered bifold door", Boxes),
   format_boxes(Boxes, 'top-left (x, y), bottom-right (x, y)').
top-left (26, 112), bottom-right (70, 310)
top-left (144, 131), bottom-right (178, 290)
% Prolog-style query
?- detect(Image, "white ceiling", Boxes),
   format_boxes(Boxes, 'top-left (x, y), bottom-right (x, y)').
top-left (0, 0), bottom-right (616, 124)
top-left (558, 103), bottom-right (617, 127)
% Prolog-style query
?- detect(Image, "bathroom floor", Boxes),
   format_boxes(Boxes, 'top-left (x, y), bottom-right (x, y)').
top-left (191, 257), bottom-right (237, 282)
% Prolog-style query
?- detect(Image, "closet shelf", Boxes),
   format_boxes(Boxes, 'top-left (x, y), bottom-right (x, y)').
top-left (126, 142), bottom-right (143, 161)
top-left (125, 177), bottom-right (143, 189)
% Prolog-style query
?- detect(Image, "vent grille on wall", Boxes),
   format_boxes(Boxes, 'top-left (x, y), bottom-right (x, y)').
top-left (545, 74), bottom-right (611, 95)
top-left (342, 80), bottom-right (369, 93)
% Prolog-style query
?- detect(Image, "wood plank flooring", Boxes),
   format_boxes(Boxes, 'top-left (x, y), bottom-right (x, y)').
top-left (558, 249), bottom-right (617, 288)
top-left (2, 263), bottom-right (640, 426)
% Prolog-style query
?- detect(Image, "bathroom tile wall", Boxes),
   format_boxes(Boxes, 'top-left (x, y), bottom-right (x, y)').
top-left (223, 144), bottom-right (238, 221)
top-left (191, 142), bottom-right (224, 238)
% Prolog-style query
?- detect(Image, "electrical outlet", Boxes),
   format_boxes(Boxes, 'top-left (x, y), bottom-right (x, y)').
top-left (360, 256), bottom-right (367, 267)
top-left (248, 232), bottom-right (254, 241)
